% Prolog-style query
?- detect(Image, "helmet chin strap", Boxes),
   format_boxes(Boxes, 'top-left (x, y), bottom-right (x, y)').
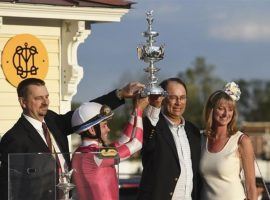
top-left (93, 124), bottom-right (106, 147)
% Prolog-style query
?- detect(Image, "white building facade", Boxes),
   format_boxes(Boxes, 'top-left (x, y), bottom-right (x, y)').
top-left (0, 0), bottom-right (131, 139)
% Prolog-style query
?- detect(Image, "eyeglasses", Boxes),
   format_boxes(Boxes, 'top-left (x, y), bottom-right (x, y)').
top-left (167, 95), bottom-right (187, 103)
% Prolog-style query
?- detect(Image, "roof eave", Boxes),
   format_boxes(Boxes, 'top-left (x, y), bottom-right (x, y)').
top-left (0, 2), bottom-right (130, 22)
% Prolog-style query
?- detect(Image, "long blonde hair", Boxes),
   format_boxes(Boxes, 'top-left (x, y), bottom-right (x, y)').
top-left (204, 90), bottom-right (238, 138)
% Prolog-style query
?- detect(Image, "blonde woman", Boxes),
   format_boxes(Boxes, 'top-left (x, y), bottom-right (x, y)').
top-left (200, 82), bottom-right (257, 200)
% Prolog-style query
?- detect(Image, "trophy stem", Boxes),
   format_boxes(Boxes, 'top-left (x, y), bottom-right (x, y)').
top-left (148, 61), bottom-right (158, 84)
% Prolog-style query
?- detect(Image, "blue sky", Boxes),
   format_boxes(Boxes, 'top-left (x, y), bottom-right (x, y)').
top-left (73, 0), bottom-right (270, 102)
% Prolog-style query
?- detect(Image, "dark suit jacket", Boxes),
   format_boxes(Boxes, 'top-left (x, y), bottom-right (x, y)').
top-left (0, 90), bottom-right (124, 200)
top-left (138, 114), bottom-right (202, 200)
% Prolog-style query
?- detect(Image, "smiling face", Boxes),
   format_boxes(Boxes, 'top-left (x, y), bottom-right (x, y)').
top-left (99, 121), bottom-right (111, 144)
top-left (213, 98), bottom-right (235, 127)
top-left (19, 84), bottom-right (49, 122)
top-left (204, 91), bottom-right (238, 136)
top-left (163, 81), bottom-right (187, 123)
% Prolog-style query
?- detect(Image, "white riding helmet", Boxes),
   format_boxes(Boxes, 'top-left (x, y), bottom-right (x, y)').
top-left (72, 102), bottom-right (113, 134)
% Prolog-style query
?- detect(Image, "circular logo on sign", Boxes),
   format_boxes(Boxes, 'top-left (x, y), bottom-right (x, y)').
top-left (1, 34), bottom-right (49, 87)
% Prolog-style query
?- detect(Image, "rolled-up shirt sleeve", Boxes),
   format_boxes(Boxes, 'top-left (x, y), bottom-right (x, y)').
top-left (144, 105), bottom-right (161, 126)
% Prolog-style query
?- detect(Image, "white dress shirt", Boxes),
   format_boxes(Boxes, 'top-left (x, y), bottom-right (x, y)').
top-left (23, 114), bottom-right (67, 172)
top-left (145, 105), bottom-right (193, 200)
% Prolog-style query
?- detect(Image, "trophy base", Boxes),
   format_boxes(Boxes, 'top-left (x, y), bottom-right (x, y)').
top-left (140, 85), bottom-right (167, 97)
top-left (57, 183), bottom-right (75, 200)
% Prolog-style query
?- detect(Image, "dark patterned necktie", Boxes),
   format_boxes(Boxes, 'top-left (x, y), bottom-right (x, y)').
top-left (42, 122), bottom-right (62, 172)
top-left (42, 122), bottom-right (53, 152)
top-left (42, 123), bottom-right (64, 198)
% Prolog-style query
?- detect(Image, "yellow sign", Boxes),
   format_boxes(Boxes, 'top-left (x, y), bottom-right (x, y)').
top-left (1, 34), bottom-right (49, 87)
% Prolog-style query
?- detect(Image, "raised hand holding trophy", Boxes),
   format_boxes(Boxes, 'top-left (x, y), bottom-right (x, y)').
top-left (137, 10), bottom-right (167, 97)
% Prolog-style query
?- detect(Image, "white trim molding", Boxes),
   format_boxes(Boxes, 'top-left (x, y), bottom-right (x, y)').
top-left (0, 2), bottom-right (129, 22)
top-left (0, 16), bottom-right (2, 28)
top-left (61, 20), bottom-right (91, 102)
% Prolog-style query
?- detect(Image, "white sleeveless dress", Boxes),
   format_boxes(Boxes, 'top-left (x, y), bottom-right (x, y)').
top-left (199, 131), bottom-right (246, 200)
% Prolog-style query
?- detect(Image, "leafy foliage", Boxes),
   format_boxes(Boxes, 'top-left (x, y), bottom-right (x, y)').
top-left (238, 79), bottom-right (270, 121)
top-left (71, 56), bottom-right (270, 138)
top-left (178, 57), bottom-right (224, 129)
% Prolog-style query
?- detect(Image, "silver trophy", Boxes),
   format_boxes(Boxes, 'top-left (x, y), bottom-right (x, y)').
top-left (137, 10), bottom-right (167, 97)
top-left (56, 169), bottom-right (75, 200)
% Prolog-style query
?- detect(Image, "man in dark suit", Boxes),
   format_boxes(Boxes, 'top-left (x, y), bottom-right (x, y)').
top-left (0, 78), bottom-right (144, 200)
top-left (138, 77), bottom-right (201, 200)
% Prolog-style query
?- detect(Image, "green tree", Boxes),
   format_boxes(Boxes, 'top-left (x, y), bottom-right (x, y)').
top-left (71, 101), bottom-right (81, 110)
top-left (106, 71), bottom-right (148, 141)
top-left (238, 79), bottom-right (270, 121)
top-left (178, 57), bottom-right (224, 128)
